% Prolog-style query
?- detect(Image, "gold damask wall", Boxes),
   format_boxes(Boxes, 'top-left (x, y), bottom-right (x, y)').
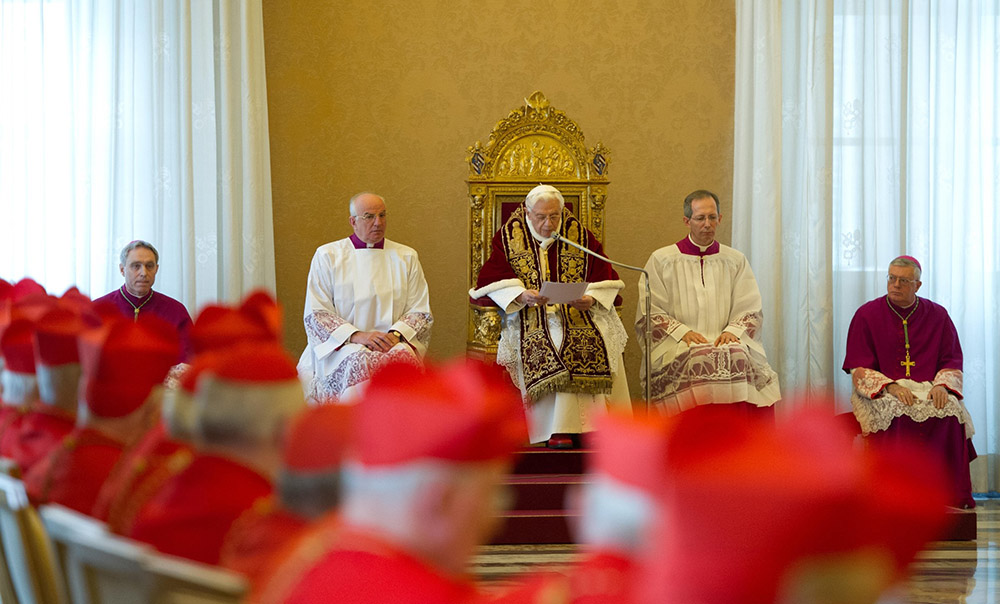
top-left (262, 0), bottom-right (736, 397)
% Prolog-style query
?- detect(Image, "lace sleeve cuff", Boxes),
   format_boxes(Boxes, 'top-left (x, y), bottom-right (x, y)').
top-left (933, 368), bottom-right (963, 399)
top-left (851, 367), bottom-right (893, 398)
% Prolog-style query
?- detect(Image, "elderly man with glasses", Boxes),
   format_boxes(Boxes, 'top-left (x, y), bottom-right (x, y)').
top-left (470, 184), bottom-right (631, 449)
top-left (298, 192), bottom-right (432, 404)
top-left (843, 255), bottom-right (976, 508)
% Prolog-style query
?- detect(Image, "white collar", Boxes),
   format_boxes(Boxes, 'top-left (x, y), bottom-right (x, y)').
top-left (687, 235), bottom-right (715, 252)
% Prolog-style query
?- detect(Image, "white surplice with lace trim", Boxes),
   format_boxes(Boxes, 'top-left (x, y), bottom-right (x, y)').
top-left (850, 367), bottom-right (974, 438)
top-left (297, 238), bottom-right (432, 404)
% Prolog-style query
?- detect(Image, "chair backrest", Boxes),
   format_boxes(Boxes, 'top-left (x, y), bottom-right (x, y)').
top-left (0, 473), bottom-right (65, 604)
top-left (0, 456), bottom-right (23, 478)
top-left (143, 552), bottom-right (248, 604)
top-left (465, 91), bottom-right (612, 359)
top-left (39, 504), bottom-right (247, 604)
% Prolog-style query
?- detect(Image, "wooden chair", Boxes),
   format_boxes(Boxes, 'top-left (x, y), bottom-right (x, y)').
top-left (40, 504), bottom-right (247, 604)
top-left (0, 473), bottom-right (65, 604)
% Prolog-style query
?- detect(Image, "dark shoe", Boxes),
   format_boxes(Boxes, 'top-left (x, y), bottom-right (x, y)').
top-left (546, 433), bottom-right (575, 449)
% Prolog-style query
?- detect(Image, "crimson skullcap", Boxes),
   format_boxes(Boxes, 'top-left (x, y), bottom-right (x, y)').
top-left (1, 319), bottom-right (39, 374)
top-left (239, 290), bottom-right (284, 343)
top-left (191, 304), bottom-right (276, 354)
top-left (33, 306), bottom-right (88, 366)
top-left (591, 411), bottom-right (673, 495)
top-left (79, 316), bottom-right (180, 418)
top-left (208, 342), bottom-right (298, 383)
top-left (59, 287), bottom-right (93, 313)
top-left (0, 281), bottom-right (50, 342)
top-left (896, 255), bottom-right (922, 271)
top-left (283, 404), bottom-right (353, 472)
top-left (177, 350), bottom-right (223, 394)
top-left (641, 405), bottom-right (949, 604)
top-left (11, 278), bottom-right (46, 301)
top-left (354, 360), bottom-right (526, 466)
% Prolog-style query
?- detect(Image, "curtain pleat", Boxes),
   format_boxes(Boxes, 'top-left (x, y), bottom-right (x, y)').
top-left (0, 0), bottom-right (276, 310)
top-left (735, 0), bottom-right (1000, 492)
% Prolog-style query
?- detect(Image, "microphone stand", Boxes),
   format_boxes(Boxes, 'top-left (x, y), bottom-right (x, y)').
top-left (550, 232), bottom-right (652, 414)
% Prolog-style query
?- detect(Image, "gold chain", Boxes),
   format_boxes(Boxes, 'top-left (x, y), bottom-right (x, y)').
top-left (120, 286), bottom-right (154, 322)
top-left (886, 297), bottom-right (919, 376)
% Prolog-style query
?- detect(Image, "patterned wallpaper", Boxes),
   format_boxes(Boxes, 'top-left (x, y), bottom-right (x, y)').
top-left (262, 0), bottom-right (736, 398)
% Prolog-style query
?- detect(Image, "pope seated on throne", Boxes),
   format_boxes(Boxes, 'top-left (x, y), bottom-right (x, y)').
top-left (470, 184), bottom-right (631, 449)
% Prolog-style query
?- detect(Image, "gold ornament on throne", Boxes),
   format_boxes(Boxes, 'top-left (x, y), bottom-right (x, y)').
top-left (467, 91), bottom-right (613, 360)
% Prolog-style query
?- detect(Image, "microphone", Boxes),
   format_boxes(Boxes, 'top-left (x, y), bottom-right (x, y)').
top-left (549, 231), bottom-right (654, 412)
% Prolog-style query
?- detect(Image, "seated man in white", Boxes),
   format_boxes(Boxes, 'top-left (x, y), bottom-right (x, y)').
top-left (298, 192), bottom-right (432, 403)
top-left (636, 189), bottom-right (780, 416)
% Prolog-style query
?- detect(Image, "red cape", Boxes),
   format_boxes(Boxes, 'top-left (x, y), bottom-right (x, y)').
top-left (0, 405), bottom-right (75, 475)
top-left (23, 427), bottom-right (124, 514)
top-left (219, 497), bottom-right (308, 587)
top-left (280, 527), bottom-right (479, 604)
top-left (127, 454), bottom-right (272, 565)
top-left (93, 422), bottom-right (193, 529)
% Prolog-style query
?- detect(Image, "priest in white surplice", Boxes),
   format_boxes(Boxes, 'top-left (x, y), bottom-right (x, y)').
top-left (637, 190), bottom-right (780, 416)
top-left (298, 192), bottom-right (433, 403)
top-left (470, 185), bottom-right (631, 449)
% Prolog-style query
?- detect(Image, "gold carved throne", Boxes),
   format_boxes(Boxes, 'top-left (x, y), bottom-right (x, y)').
top-left (466, 91), bottom-right (611, 360)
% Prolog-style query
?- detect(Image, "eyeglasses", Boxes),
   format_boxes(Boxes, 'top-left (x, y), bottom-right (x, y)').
top-left (887, 275), bottom-right (917, 286)
top-left (528, 210), bottom-right (561, 224)
top-left (355, 211), bottom-right (387, 223)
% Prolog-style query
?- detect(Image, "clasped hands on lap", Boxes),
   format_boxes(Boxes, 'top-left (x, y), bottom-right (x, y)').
top-left (349, 330), bottom-right (400, 352)
top-left (885, 382), bottom-right (950, 409)
top-left (681, 329), bottom-right (739, 347)
top-left (516, 290), bottom-right (594, 312)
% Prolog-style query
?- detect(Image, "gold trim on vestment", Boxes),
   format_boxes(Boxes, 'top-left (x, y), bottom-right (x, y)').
top-left (501, 206), bottom-right (612, 402)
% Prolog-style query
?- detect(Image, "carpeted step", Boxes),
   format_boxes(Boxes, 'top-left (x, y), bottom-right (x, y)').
top-left (943, 507), bottom-right (977, 540)
top-left (511, 445), bottom-right (593, 475)
top-left (504, 474), bottom-right (588, 511)
top-left (491, 510), bottom-right (578, 545)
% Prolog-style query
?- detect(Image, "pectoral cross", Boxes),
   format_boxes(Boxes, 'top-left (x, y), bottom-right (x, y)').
top-left (901, 351), bottom-right (915, 377)
top-left (887, 299), bottom-right (919, 378)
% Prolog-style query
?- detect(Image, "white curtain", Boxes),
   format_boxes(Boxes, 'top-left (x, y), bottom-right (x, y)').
top-left (0, 0), bottom-right (275, 309)
top-left (734, 0), bottom-right (1000, 492)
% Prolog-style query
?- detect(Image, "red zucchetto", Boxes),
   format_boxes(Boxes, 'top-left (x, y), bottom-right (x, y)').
top-left (353, 360), bottom-right (526, 467)
top-left (79, 317), bottom-right (180, 418)
top-left (191, 305), bottom-right (276, 354)
top-left (34, 307), bottom-right (87, 367)
top-left (283, 404), bottom-right (353, 473)
top-left (591, 411), bottom-right (673, 494)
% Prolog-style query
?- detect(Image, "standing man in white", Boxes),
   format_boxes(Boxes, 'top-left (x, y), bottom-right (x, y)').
top-left (637, 189), bottom-right (780, 416)
top-left (298, 192), bottom-right (433, 403)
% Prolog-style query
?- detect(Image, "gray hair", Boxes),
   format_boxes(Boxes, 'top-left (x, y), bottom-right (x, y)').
top-left (683, 190), bottom-right (720, 219)
top-left (341, 460), bottom-right (493, 535)
top-left (889, 256), bottom-right (922, 281)
top-left (575, 475), bottom-right (656, 550)
top-left (348, 192), bottom-right (385, 217)
top-left (193, 375), bottom-right (305, 448)
top-left (36, 363), bottom-right (81, 413)
top-left (525, 184), bottom-right (565, 211)
top-left (277, 469), bottom-right (343, 520)
top-left (119, 240), bottom-right (159, 266)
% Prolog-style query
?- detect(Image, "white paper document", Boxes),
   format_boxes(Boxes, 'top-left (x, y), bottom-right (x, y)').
top-left (539, 281), bottom-right (589, 304)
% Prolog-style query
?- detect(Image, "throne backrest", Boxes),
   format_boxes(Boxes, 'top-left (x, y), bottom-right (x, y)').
top-left (466, 91), bottom-right (611, 357)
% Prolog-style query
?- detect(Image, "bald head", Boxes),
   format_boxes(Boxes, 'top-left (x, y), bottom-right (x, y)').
top-left (349, 193), bottom-right (387, 244)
